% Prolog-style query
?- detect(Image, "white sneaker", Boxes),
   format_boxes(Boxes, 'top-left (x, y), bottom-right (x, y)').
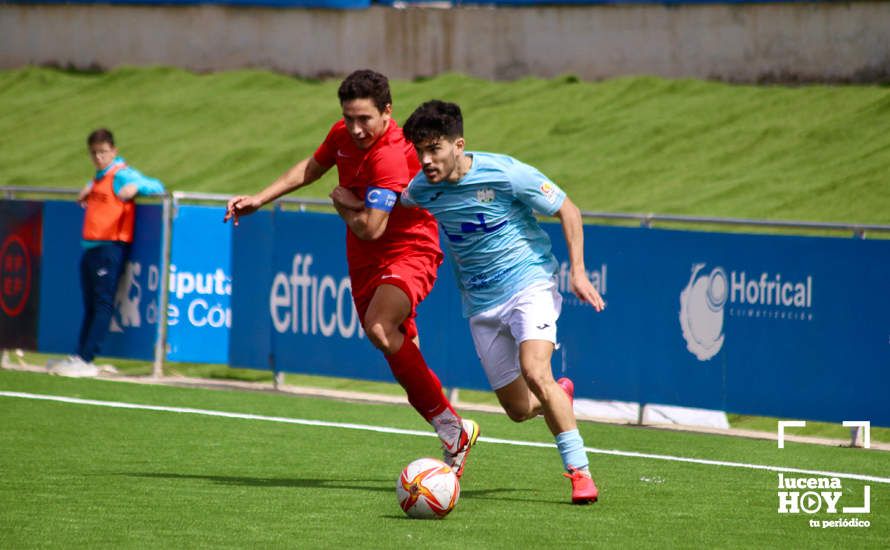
top-left (49, 356), bottom-right (99, 378)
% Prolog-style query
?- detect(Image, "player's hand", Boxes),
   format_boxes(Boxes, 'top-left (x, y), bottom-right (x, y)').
top-left (329, 186), bottom-right (364, 211)
top-left (224, 195), bottom-right (263, 226)
top-left (570, 270), bottom-right (606, 312)
top-left (77, 185), bottom-right (91, 207)
top-left (117, 183), bottom-right (139, 202)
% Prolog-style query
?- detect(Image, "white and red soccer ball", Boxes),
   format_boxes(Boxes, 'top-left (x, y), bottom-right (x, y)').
top-left (396, 458), bottom-right (460, 519)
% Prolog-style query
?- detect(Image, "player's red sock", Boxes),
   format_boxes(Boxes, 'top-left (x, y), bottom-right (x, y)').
top-left (386, 336), bottom-right (456, 423)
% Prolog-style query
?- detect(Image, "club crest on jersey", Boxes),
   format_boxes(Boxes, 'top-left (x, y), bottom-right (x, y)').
top-left (476, 188), bottom-right (495, 203)
top-left (540, 181), bottom-right (558, 204)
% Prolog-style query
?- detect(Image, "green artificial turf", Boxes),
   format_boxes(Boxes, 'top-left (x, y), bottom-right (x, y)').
top-left (14, 350), bottom-right (890, 443)
top-left (1, 370), bottom-right (887, 548)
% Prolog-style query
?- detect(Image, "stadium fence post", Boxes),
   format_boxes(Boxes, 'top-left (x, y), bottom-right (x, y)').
top-left (152, 193), bottom-right (173, 378)
top-left (850, 425), bottom-right (864, 447)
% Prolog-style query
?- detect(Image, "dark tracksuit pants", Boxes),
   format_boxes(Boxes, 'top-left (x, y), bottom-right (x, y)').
top-left (77, 242), bottom-right (129, 362)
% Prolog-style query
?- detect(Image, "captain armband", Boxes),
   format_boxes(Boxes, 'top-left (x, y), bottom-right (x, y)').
top-left (365, 187), bottom-right (398, 212)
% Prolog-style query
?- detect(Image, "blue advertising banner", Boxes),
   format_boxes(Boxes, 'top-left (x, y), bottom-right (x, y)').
top-left (227, 209), bottom-right (890, 426)
top-left (266, 211), bottom-right (387, 379)
top-left (228, 209), bottom-right (275, 370)
top-left (643, 228), bottom-right (888, 425)
top-left (231, 210), bottom-right (393, 378)
top-left (544, 224), bottom-right (890, 426)
top-left (227, 208), bottom-right (487, 388)
top-left (37, 201), bottom-right (162, 360)
top-left (166, 205), bottom-right (231, 363)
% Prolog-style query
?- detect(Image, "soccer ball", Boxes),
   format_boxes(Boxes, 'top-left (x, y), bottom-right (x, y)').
top-left (396, 458), bottom-right (460, 519)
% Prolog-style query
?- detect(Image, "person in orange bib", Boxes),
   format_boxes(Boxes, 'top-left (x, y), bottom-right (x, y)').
top-left (49, 128), bottom-right (165, 377)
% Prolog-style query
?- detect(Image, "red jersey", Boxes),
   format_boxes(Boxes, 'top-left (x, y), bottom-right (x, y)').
top-left (314, 119), bottom-right (441, 270)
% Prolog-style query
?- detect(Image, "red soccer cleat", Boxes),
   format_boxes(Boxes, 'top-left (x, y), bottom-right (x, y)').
top-left (564, 467), bottom-right (599, 504)
top-left (557, 377), bottom-right (574, 404)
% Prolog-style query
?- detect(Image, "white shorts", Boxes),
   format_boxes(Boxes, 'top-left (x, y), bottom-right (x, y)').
top-left (468, 280), bottom-right (562, 391)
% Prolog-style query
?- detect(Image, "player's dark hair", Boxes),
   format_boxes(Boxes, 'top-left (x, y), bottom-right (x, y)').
top-left (403, 100), bottom-right (464, 145)
top-left (87, 128), bottom-right (115, 147)
top-left (338, 70), bottom-right (392, 113)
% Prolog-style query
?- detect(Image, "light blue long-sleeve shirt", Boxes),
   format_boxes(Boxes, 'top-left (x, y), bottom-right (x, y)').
top-left (94, 156), bottom-right (166, 197)
top-left (82, 156), bottom-right (166, 248)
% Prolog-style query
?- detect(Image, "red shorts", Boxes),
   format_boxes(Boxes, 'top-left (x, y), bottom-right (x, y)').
top-left (350, 252), bottom-right (442, 340)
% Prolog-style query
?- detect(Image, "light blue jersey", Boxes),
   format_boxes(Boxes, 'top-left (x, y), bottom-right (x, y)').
top-left (402, 152), bottom-right (566, 317)
top-left (84, 156), bottom-right (166, 197)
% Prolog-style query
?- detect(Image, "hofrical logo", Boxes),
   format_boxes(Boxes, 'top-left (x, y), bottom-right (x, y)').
top-left (679, 263), bottom-right (727, 361)
top-left (680, 263), bottom-right (816, 361)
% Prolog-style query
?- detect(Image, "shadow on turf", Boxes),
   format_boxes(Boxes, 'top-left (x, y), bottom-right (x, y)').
top-left (114, 472), bottom-right (559, 505)
top-left (118, 471), bottom-right (395, 492)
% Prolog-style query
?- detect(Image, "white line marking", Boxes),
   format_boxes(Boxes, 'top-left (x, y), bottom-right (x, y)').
top-left (3, 391), bottom-right (889, 485)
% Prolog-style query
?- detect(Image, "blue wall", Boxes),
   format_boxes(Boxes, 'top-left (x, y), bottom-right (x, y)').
top-left (228, 209), bottom-right (890, 426)
top-left (166, 205), bottom-right (232, 363)
top-left (11, 197), bottom-right (890, 426)
top-left (38, 201), bottom-right (162, 360)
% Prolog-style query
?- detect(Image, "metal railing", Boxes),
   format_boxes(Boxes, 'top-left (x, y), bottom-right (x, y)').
top-left (8, 186), bottom-right (886, 238)
top-left (169, 190), bottom-right (333, 210)
top-left (576, 210), bottom-right (890, 239)
top-left (3, 186), bottom-right (82, 198)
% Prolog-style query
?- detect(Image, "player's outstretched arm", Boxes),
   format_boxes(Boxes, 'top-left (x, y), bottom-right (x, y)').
top-left (555, 196), bottom-right (605, 312)
top-left (329, 186), bottom-right (390, 240)
top-left (224, 156), bottom-right (328, 226)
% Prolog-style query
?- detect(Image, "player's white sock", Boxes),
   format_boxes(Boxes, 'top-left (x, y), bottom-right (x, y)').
top-left (430, 409), bottom-right (463, 447)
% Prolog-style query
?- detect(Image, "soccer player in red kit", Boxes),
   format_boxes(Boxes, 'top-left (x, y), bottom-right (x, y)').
top-left (224, 70), bottom-right (479, 477)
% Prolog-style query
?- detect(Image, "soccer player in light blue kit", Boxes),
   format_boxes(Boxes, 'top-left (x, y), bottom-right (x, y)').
top-left (401, 100), bottom-right (605, 504)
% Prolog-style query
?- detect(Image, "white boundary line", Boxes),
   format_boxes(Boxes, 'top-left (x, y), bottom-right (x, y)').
top-left (3, 390), bottom-right (889, 485)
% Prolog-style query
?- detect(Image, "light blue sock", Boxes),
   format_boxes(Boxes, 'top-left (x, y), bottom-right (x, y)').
top-left (555, 429), bottom-right (589, 472)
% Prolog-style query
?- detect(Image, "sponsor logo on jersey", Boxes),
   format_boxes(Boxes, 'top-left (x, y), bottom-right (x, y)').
top-left (476, 188), bottom-right (495, 203)
top-left (539, 181), bottom-right (558, 204)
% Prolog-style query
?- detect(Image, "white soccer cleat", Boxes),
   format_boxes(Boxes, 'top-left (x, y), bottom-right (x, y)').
top-left (442, 418), bottom-right (480, 479)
